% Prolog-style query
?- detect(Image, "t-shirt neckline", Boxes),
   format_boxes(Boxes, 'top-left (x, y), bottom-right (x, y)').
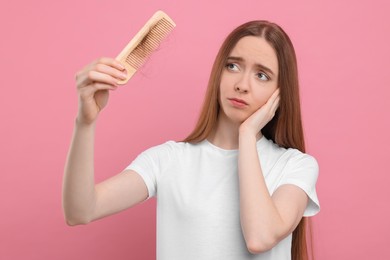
top-left (204, 135), bottom-right (267, 154)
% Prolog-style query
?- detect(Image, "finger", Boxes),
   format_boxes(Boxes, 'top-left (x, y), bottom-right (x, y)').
top-left (269, 88), bottom-right (280, 102)
top-left (267, 90), bottom-right (280, 111)
top-left (89, 82), bottom-right (118, 91)
top-left (78, 70), bottom-right (119, 89)
top-left (79, 82), bottom-right (117, 98)
top-left (78, 63), bottom-right (127, 87)
top-left (270, 96), bottom-right (280, 114)
top-left (265, 89), bottom-right (280, 110)
top-left (94, 63), bottom-right (128, 81)
top-left (76, 57), bottom-right (126, 85)
top-left (91, 57), bottom-right (126, 72)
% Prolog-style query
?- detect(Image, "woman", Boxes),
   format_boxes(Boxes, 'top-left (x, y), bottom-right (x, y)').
top-left (63, 20), bottom-right (320, 260)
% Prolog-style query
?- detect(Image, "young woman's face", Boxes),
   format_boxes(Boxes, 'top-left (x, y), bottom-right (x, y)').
top-left (219, 36), bottom-right (279, 124)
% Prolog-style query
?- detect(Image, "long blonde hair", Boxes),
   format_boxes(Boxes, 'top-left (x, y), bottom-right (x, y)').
top-left (183, 21), bottom-right (313, 260)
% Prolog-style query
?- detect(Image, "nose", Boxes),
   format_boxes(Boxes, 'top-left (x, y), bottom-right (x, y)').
top-left (234, 73), bottom-right (249, 93)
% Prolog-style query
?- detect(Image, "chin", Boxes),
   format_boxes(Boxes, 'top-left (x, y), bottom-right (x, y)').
top-left (226, 113), bottom-right (250, 125)
top-left (219, 105), bottom-right (251, 125)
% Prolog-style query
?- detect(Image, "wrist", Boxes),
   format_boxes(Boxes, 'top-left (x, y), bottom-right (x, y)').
top-left (239, 125), bottom-right (257, 138)
top-left (75, 116), bottom-right (97, 129)
top-left (239, 130), bottom-right (257, 143)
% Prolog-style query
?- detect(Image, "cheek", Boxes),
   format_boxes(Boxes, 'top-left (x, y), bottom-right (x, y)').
top-left (252, 98), bottom-right (268, 111)
top-left (219, 74), bottom-right (230, 93)
top-left (253, 90), bottom-right (270, 106)
top-left (252, 85), bottom-right (277, 109)
top-left (219, 77), bottom-right (232, 102)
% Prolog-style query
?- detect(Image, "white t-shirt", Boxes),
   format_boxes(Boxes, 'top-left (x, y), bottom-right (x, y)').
top-left (126, 136), bottom-right (320, 260)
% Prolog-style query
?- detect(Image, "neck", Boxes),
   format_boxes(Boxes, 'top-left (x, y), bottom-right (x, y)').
top-left (208, 112), bottom-right (263, 150)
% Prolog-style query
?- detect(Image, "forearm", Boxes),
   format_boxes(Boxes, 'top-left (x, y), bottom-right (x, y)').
top-left (62, 119), bottom-right (97, 225)
top-left (238, 133), bottom-right (284, 252)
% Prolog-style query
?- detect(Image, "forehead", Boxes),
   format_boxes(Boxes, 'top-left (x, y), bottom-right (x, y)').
top-left (229, 36), bottom-right (278, 74)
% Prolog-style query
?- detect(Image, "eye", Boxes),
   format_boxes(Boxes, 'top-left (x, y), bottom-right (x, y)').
top-left (226, 63), bottom-right (239, 71)
top-left (256, 72), bottom-right (269, 81)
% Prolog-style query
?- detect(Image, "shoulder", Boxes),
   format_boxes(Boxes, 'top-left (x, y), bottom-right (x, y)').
top-left (128, 141), bottom-right (187, 175)
top-left (139, 140), bottom-right (180, 158)
top-left (139, 140), bottom-right (200, 158)
top-left (260, 137), bottom-right (318, 173)
top-left (285, 148), bottom-right (318, 174)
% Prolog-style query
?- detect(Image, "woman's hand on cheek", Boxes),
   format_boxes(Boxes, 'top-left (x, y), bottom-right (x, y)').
top-left (239, 88), bottom-right (280, 138)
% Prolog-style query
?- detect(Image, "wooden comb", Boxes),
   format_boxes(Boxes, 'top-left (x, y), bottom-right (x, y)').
top-left (116, 10), bottom-right (176, 84)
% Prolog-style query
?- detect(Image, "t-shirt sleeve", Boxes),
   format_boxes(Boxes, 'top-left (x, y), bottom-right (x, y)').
top-left (125, 141), bottom-right (173, 199)
top-left (278, 152), bottom-right (320, 217)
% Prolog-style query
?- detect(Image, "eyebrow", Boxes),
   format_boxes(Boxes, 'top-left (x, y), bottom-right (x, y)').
top-left (227, 56), bottom-right (275, 76)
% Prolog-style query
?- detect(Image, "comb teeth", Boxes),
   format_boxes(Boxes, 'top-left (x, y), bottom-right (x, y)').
top-left (116, 11), bottom-right (176, 84)
top-left (125, 18), bottom-right (175, 69)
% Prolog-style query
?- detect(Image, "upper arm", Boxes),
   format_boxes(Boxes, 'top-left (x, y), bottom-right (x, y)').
top-left (90, 169), bottom-right (149, 222)
top-left (271, 184), bottom-right (309, 236)
top-left (272, 153), bottom-right (320, 235)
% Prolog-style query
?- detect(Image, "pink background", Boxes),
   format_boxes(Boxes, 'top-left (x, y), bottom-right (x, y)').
top-left (1, 0), bottom-right (389, 259)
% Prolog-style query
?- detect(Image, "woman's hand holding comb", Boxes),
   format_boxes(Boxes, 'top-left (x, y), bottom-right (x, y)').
top-left (74, 57), bottom-right (127, 125)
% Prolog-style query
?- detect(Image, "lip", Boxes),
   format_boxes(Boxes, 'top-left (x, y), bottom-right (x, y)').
top-left (228, 98), bottom-right (248, 107)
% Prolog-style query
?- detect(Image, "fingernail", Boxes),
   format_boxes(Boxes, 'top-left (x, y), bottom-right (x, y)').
top-left (118, 63), bottom-right (125, 70)
top-left (120, 73), bottom-right (127, 79)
